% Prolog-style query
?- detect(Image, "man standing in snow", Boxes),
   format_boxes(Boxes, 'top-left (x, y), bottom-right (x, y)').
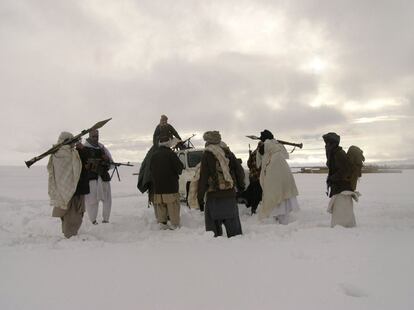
top-left (323, 132), bottom-right (358, 228)
top-left (197, 131), bottom-right (244, 237)
top-left (83, 129), bottom-right (113, 225)
top-left (240, 141), bottom-right (262, 214)
top-left (48, 132), bottom-right (90, 238)
top-left (256, 130), bottom-right (299, 224)
top-left (149, 136), bottom-right (184, 230)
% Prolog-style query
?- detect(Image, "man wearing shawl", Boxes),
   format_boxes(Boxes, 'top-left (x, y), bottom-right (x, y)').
top-left (197, 131), bottom-right (244, 237)
top-left (48, 132), bottom-right (90, 238)
top-left (256, 130), bottom-right (299, 224)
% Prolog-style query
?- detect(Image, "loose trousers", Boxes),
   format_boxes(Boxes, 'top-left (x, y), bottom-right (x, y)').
top-left (153, 193), bottom-right (181, 226)
top-left (85, 177), bottom-right (112, 222)
top-left (52, 195), bottom-right (85, 238)
top-left (205, 196), bottom-right (242, 238)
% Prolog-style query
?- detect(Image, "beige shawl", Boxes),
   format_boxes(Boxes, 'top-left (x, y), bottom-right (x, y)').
top-left (47, 132), bottom-right (82, 211)
top-left (256, 139), bottom-right (298, 219)
top-left (205, 144), bottom-right (233, 187)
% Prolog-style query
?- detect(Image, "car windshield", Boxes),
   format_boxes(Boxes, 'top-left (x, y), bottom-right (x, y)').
top-left (187, 151), bottom-right (204, 168)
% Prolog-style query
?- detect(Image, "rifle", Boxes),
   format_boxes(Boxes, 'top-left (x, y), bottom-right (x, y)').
top-left (245, 135), bottom-right (303, 151)
top-left (110, 162), bottom-right (134, 181)
top-left (174, 134), bottom-right (196, 150)
top-left (87, 158), bottom-right (133, 181)
top-left (25, 118), bottom-right (112, 168)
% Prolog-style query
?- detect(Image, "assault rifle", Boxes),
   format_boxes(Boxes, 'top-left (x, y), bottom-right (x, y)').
top-left (246, 135), bottom-right (303, 152)
top-left (173, 134), bottom-right (196, 150)
top-left (25, 118), bottom-right (112, 168)
top-left (110, 162), bottom-right (134, 182)
top-left (86, 158), bottom-right (133, 181)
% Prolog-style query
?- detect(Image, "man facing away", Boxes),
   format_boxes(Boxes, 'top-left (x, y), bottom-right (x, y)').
top-left (197, 131), bottom-right (244, 237)
top-left (48, 132), bottom-right (90, 238)
top-left (149, 137), bottom-right (184, 230)
top-left (83, 129), bottom-right (113, 224)
top-left (323, 132), bottom-right (358, 228)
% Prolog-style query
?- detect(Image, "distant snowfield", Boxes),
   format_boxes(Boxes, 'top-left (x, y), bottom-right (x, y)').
top-left (1, 166), bottom-right (413, 310)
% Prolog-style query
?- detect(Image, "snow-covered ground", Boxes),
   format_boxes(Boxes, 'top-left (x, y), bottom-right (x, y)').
top-left (1, 166), bottom-right (413, 310)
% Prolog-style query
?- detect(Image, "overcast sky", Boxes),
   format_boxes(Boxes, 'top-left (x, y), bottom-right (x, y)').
top-left (1, 0), bottom-right (413, 166)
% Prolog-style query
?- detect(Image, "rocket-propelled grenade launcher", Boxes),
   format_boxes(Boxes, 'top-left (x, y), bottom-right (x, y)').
top-left (25, 118), bottom-right (112, 168)
top-left (245, 135), bottom-right (303, 149)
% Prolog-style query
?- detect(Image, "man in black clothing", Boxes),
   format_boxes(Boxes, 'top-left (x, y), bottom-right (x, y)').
top-left (83, 129), bottom-right (113, 224)
top-left (149, 137), bottom-right (184, 230)
top-left (323, 132), bottom-right (352, 197)
top-left (323, 132), bottom-right (358, 228)
top-left (153, 114), bottom-right (182, 147)
top-left (240, 142), bottom-right (262, 214)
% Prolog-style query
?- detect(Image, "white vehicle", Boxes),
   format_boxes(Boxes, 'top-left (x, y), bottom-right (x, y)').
top-left (176, 148), bottom-right (204, 201)
top-left (173, 134), bottom-right (249, 203)
top-left (175, 147), bottom-right (250, 203)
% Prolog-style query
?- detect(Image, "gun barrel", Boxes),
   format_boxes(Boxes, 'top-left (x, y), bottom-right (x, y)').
top-left (112, 162), bottom-right (134, 167)
top-left (276, 139), bottom-right (303, 149)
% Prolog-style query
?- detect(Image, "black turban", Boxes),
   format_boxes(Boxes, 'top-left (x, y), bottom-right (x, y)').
top-left (322, 132), bottom-right (340, 145)
top-left (259, 129), bottom-right (274, 142)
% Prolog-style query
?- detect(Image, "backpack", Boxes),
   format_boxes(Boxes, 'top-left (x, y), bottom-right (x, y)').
top-left (347, 145), bottom-right (365, 190)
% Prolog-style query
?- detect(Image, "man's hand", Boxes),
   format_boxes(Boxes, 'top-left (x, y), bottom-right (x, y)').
top-left (75, 142), bottom-right (84, 150)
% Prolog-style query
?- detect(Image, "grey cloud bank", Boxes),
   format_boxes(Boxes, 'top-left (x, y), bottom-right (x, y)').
top-left (0, 0), bottom-right (413, 165)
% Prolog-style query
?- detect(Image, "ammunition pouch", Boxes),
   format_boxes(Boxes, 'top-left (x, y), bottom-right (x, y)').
top-left (87, 158), bottom-right (110, 181)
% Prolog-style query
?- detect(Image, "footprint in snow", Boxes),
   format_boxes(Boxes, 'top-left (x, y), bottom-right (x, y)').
top-left (339, 283), bottom-right (368, 298)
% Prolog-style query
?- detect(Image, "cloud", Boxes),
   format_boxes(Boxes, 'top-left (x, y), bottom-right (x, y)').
top-left (1, 0), bottom-right (414, 164)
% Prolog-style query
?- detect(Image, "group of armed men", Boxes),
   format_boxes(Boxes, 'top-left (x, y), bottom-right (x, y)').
top-left (48, 114), bottom-right (363, 238)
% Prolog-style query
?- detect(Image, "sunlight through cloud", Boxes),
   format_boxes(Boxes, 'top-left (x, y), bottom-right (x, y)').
top-left (302, 56), bottom-right (327, 75)
top-left (344, 98), bottom-right (406, 112)
top-left (352, 115), bottom-right (402, 124)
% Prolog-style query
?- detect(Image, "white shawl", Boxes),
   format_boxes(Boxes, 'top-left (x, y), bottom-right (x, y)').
top-left (256, 139), bottom-right (299, 219)
top-left (47, 132), bottom-right (82, 210)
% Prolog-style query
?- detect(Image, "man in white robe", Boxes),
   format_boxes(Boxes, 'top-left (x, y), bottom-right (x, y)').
top-left (83, 129), bottom-right (113, 224)
top-left (48, 132), bottom-right (88, 238)
top-left (256, 130), bottom-right (299, 224)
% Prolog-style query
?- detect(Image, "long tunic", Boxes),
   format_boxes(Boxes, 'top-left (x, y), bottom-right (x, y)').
top-left (256, 139), bottom-right (299, 220)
